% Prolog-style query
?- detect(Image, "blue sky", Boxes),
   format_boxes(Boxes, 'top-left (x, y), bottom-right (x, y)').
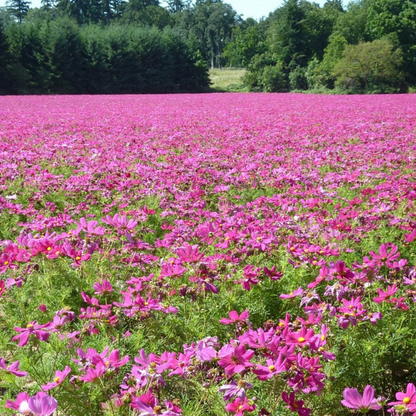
top-left (0, 0), bottom-right (327, 20)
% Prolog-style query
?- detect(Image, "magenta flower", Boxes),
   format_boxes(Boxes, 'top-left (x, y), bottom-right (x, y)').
top-left (42, 366), bottom-right (71, 390)
top-left (341, 385), bottom-right (382, 412)
top-left (28, 392), bottom-right (58, 416)
top-left (280, 286), bottom-right (303, 299)
top-left (79, 363), bottom-right (106, 383)
top-left (225, 397), bottom-right (256, 415)
top-left (218, 344), bottom-right (254, 376)
top-left (220, 309), bottom-right (249, 325)
top-left (373, 284), bottom-right (398, 303)
top-left (285, 327), bottom-right (315, 346)
top-left (4, 392), bottom-right (31, 412)
top-left (76, 217), bottom-right (106, 236)
top-left (253, 354), bottom-right (287, 380)
top-left (0, 358), bottom-right (27, 377)
top-left (12, 321), bottom-right (50, 347)
top-left (6, 392), bottom-right (58, 416)
top-left (388, 383), bottom-right (416, 412)
top-left (282, 392), bottom-right (311, 416)
top-left (368, 243), bottom-right (400, 268)
top-left (264, 265), bottom-right (283, 280)
top-left (93, 280), bottom-right (113, 295)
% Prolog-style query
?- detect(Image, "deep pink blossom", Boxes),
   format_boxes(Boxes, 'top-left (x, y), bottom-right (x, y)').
top-left (0, 358), bottom-right (27, 377)
top-left (220, 309), bottom-right (249, 325)
top-left (42, 366), bottom-right (71, 390)
top-left (341, 385), bottom-right (382, 412)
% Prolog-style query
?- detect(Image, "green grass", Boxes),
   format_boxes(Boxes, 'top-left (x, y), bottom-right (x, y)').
top-left (209, 68), bottom-right (247, 92)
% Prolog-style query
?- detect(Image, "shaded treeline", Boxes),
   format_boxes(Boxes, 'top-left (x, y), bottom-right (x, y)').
top-left (1, 0), bottom-right (416, 94)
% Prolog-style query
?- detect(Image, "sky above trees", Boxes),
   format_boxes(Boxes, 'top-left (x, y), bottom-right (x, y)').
top-left (0, 0), bottom-right (327, 20)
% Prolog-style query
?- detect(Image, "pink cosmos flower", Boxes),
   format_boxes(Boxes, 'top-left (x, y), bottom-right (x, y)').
top-left (280, 286), bottom-right (303, 299)
top-left (12, 321), bottom-right (50, 347)
top-left (341, 385), bottom-right (382, 412)
top-left (218, 344), bottom-right (254, 376)
top-left (76, 217), bottom-right (106, 236)
top-left (264, 265), bottom-right (283, 280)
top-left (6, 392), bottom-right (58, 416)
top-left (28, 392), bottom-right (58, 416)
top-left (285, 327), bottom-right (315, 346)
top-left (93, 280), bottom-right (113, 295)
top-left (0, 358), bottom-right (27, 377)
top-left (282, 392), bottom-right (311, 416)
top-left (388, 383), bottom-right (416, 412)
top-left (42, 366), bottom-right (71, 390)
top-left (220, 309), bottom-right (249, 325)
top-left (102, 213), bottom-right (137, 234)
top-left (5, 392), bottom-right (31, 412)
top-left (373, 284), bottom-right (398, 303)
top-left (159, 263), bottom-right (187, 279)
top-left (253, 354), bottom-right (287, 380)
top-left (368, 243), bottom-right (400, 269)
top-left (225, 397), bottom-right (256, 415)
top-left (79, 364), bottom-right (106, 382)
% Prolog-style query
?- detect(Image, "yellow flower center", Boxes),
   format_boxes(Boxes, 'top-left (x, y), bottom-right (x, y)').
top-left (76, 256), bottom-right (81, 260)
top-left (4, 261), bottom-right (8, 265)
top-left (54, 377), bottom-right (61, 383)
top-left (298, 337), bottom-right (305, 343)
top-left (27, 323), bottom-right (34, 328)
top-left (404, 397), bottom-right (411, 404)
top-left (47, 247), bottom-right (52, 251)
top-left (269, 365), bottom-right (276, 372)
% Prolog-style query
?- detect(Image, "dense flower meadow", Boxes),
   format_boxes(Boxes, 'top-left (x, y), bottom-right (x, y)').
top-left (0, 93), bottom-right (416, 416)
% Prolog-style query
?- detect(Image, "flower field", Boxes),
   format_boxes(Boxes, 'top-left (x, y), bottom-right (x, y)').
top-left (1, 93), bottom-right (416, 416)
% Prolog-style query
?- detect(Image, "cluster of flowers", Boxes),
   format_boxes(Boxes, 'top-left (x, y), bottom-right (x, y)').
top-left (1, 93), bottom-right (416, 415)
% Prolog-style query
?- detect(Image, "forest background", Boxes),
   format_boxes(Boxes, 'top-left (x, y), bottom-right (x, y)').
top-left (0, 0), bottom-right (414, 94)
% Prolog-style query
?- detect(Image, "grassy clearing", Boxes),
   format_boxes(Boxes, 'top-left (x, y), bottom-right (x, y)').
top-left (209, 68), bottom-right (247, 92)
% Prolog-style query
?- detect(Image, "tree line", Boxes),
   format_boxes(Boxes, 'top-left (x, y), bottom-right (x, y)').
top-left (228, 0), bottom-right (415, 93)
top-left (0, 0), bottom-right (415, 94)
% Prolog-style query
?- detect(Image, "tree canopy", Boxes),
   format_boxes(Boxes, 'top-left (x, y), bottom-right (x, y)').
top-left (0, 0), bottom-right (415, 94)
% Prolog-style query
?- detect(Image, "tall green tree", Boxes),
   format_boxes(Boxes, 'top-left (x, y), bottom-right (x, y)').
top-left (333, 38), bottom-right (405, 92)
top-left (267, 0), bottom-right (306, 69)
top-left (333, 0), bottom-right (369, 44)
top-left (0, 19), bottom-right (12, 93)
top-left (176, 0), bottom-right (238, 68)
top-left (166, 0), bottom-right (189, 13)
top-left (300, 0), bottom-right (343, 60)
top-left (223, 24), bottom-right (265, 67)
top-left (6, 0), bottom-right (30, 23)
top-left (43, 17), bottom-right (90, 92)
top-left (120, 2), bottom-right (170, 27)
top-left (365, 0), bottom-right (416, 84)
